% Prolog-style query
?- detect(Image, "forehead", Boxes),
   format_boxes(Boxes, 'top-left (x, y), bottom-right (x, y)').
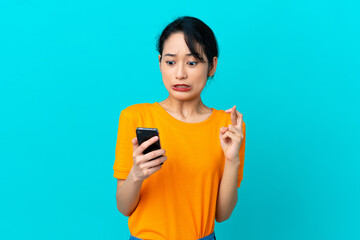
top-left (163, 32), bottom-right (202, 55)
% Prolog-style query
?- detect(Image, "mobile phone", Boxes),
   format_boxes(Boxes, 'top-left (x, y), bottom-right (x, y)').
top-left (136, 127), bottom-right (163, 164)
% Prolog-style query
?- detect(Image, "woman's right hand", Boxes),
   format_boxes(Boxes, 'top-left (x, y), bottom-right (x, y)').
top-left (131, 136), bottom-right (167, 182)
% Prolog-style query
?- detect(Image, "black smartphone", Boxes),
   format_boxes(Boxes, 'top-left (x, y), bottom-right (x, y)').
top-left (136, 127), bottom-right (163, 164)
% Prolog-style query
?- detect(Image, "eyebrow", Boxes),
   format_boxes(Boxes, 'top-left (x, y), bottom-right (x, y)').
top-left (164, 53), bottom-right (194, 57)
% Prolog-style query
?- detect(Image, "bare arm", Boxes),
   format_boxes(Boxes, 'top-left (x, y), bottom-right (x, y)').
top-left (116, 169), bottom-right (144, 216)
top-left (215, 160), bottom-right (239, 222)
top-left (217, 106), bottom-right (245, 222)
top-left (116, 136), bottom-right (167, 217)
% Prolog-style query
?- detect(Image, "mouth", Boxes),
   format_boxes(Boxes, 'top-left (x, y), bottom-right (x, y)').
top-left (172, 84), bottom-right (191, 92)
top-left (173, 84), bottom-right (191, 88)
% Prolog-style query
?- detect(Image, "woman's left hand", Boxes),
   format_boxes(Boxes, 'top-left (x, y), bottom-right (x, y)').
top-left (219, 105), bottom-right (244, 163)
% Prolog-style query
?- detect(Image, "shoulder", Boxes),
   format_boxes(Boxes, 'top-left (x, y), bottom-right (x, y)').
top-left (118, 103), bottom-right (153, 123)
top-left (121, 102), bottom-right (152, 115)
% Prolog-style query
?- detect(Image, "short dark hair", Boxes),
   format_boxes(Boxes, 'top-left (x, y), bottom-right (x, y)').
top-left (156, 16), bottom-right (219, 79)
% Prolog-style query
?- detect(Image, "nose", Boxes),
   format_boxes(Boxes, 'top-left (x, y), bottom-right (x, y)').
top-left (175, 62), bottom-right (187, 79)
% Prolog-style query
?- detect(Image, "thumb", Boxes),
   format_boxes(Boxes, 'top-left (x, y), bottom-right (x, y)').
top-left (220, 127), bottom-right (228, 134)
top-left (132, 137), bottom-right (139, 152)
top-left (219, 127), bottom-right (226, 139)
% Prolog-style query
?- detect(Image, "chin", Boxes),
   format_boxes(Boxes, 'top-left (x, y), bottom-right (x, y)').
top-left (171, 93), bottom-right (199, 102)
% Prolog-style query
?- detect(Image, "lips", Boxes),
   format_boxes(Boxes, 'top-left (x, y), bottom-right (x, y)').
top-left (172, 84), bottom-right (191, 92)
top-left (173, 84), bottom-right (190, 87)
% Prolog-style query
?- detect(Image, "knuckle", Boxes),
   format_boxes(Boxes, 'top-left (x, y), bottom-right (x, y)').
top-left (144, 169), bottom-right (151, 176)
top-left (136, 156), bottom-right (143, 165)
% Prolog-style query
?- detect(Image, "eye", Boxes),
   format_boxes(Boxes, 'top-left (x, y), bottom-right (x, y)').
top-left (166, 61), bottom-right (175, 66)
top-left (188, 61), bottom-right (198, 66)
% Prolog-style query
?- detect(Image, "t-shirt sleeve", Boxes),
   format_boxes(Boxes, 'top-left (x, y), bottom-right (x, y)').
top-left (113, 109), bottom-right (137, 179)
top-left (238, 121), bottom-right (246, 188)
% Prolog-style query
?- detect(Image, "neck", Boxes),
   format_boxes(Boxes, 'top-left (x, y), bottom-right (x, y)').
top-left (159, 96), bottom-right (210, 119)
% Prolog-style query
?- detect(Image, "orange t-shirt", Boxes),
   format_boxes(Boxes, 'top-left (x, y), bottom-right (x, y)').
top-left (113, 102), bottom-right (246, 240)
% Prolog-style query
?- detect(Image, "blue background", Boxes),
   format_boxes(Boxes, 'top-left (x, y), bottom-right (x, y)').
top-left (1, 0), bottom-right (359, 239)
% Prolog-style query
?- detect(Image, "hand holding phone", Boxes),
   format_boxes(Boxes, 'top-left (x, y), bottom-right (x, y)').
top-left (136, 128), bottom-right (163, 160)
top-left (130, 127), bottom-right (167, 181)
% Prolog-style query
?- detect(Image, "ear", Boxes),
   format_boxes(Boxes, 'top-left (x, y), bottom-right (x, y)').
top-left (158, 54), bottom-right (162, 70)
top-left (208, 56), bottom-right (218, 77)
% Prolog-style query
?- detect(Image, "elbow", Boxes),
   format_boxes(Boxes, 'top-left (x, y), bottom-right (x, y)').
top-left (116, 204), bottom-right (127, 216)
top-left (215, 216), bottom-right (229, 223)
top-left (215, 200), bottom-right (237, 223)
top-left (116, 196), bottom-right (137, 217)
top-left (215, 213), bottom-right (231, 223)
top-left (123, 211), bottom-right (132, 217)
top-left (116, 197), bottom-right (132, 217)
top-left (215, 217), bottom-right (224, 223)
top-left (117, 205), bottom-right (132, 217)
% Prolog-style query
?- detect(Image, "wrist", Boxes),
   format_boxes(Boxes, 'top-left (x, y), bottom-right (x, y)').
top-left (129, 167), bottom-right (144, 184)
top-left (224, 159), bottom-right (240, 168)
top-left (225, 155), bottom-right (240, 163)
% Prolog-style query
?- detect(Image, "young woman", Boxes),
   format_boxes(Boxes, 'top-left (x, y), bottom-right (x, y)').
top-left (113, 16), bottom-right (246, 240)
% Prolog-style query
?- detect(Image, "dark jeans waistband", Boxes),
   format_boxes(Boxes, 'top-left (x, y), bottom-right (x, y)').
top-left (129, 231), bottom-right (216, 240)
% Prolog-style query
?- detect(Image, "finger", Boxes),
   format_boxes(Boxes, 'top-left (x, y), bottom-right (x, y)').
top-left (234, 109), bottom-right (243, 128)
top-left (225, 105), bottom-right (237, 126)
top-left (222, 130), bottom-right (241, 143)
top-left (228, 124), bottom-right (242, 135)
top-left (225, 105), bottom-right (235, 112)
top-left (146, 164), bottom-right (162, 176)
top-left (224, 128), bottom-right (241, 139)
top-left (143, 148), bottom-right (166, 162)
top-left (142, 155), bottom-right (167, 169)
top-left (138, 163), bottom-right (163, 179)
top-left (230, 106), bottom-right (237, 126)
top-left (220, 127), bottom-right (228, 134)
top-left (135, 136), bottom-right (159, 156)
top-left (222, 131), bottom-right (233, 142)
top-left (219, 127), bottom-right (226, 141)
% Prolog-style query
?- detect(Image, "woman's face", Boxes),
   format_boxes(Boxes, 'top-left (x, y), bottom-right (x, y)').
top-left (158, 32), bottom-right (217, 102)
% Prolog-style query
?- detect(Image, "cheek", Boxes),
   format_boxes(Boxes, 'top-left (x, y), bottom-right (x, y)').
top-left (194, 66), bottom-right (209, 77)
top-left (160, 67), bottom-right (170, 79)
top-left (193, 68), bottom-right (208, 84)
top-left (161, 71), bottom-right (173, 89)
top-left (162, 71), bottom-right (172, 81)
